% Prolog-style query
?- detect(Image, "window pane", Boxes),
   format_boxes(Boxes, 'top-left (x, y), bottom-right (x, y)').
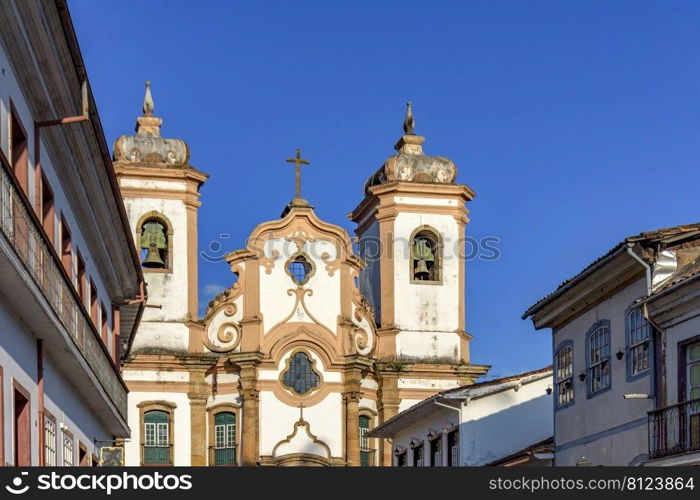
top-left (282, 352), bottom-right (320, 395)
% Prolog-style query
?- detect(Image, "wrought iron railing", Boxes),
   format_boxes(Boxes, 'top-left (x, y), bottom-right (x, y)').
top-left (360, 449), bottom-right (376, 466)
top-left (0, 156), bottom-right (127, 417)
top-left (648, 398), bottom-right (700, 460)
top-left (141, 444), bottom-right (173, 465)
top-left (208, 445), bottom-right (237, 466)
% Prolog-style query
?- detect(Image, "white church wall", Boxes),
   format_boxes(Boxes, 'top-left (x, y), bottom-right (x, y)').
top-left (392, 211), bottom-right (461, 360)
top-left (122, 196), bottom-right (189, 322)
top-left (128, 321), bottom-right (190, 354)
top-left (398, 377), bottom-right (460, 391)
top-left (259, 236), bottom-right (341, 336)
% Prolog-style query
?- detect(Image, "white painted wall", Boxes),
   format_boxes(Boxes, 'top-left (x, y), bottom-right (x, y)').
top-left (552, 277), bottom-right (652, 466)
top-left (0, 303), bottom-right (108, 465)
top-left (392, 375), bottom-right (553, 466)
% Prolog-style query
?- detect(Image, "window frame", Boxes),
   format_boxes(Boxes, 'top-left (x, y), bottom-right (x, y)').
top-left (554, 340), bottom-right (575, 409)
top-left (586, 320), bottom-right (612, 398)
top-left (626, 305), bottom-right (651, 380)
top-left (138, 401), bottom-right (176, 466)
top-left (43, 410), bottom-right (57, 467)
top-left (409, 225), bottom-right (443, 285)
top-left (429, 435), bottom-right (442, 467)
top-left (9, 100), bottom-right (29, 197)
top-left (279, 349), bottom-right (322, 396)
top-left (207, 404), bottom-right (240, 466)
top-left (358, 410), bottom-right (377, 467)
top-left (62, 429), bottom-right (74, 467)
top-left (411, 441), bottom-right (424, 467)
top-left (446, 428), bottom-right (459, 466)
top-left (284, 251), bottom-right (315, 286)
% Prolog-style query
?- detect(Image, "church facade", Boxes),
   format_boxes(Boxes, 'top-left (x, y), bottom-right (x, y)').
top-left (116, 87), bottom-right (489, 466)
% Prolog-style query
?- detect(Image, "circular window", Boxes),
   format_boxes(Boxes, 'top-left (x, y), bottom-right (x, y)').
top-left (285, 253), bottom-right (314, 285)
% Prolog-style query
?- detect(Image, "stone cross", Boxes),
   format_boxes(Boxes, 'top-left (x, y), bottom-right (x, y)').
top-left (285, 148), bottom-right (311, 199)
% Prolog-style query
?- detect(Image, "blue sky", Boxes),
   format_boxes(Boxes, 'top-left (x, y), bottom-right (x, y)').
top-left (71, 0), bottom-right (700, 378)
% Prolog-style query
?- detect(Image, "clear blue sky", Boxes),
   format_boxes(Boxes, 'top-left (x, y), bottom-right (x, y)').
top-left (71, 0), bottom-right (700, 378)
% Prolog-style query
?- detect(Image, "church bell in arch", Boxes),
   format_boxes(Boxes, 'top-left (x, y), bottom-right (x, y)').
top-left (141, 221), bottom-right (166, 268)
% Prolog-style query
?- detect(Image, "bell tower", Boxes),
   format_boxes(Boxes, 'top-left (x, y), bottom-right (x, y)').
top-left (113, 82), bottom-right (208, 354)
top-left (350, 103), bottom-right (489, 465)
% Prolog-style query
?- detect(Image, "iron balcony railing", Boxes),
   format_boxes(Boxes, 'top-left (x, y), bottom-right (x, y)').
top-left (648, 398), bottom-right (700, 460)
top-left (360, 448), bottom-right (376, 466)
top-left (0, 155), bottom-right (127, 417)
top-left (208, 445), bottom-right (238, 466)
top-left (141, 444), bottom-right (173, 465)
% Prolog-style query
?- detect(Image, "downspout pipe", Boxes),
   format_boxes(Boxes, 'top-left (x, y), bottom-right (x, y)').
top-left (626, 243), bottom-right (652, 296)
top-left (626, 243), bottom-right (664, 408)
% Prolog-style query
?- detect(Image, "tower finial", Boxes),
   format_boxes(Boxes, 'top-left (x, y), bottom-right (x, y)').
top-left (143, 80), bottom-right (154, 117)
top-left (403, 101), bottom-right (415, 135)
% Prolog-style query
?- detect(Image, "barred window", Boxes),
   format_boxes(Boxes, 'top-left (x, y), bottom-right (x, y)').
top-left (143, 410), bottom-right (171, 465)
top-left (589, 325), bottom-right (611, 394)
top-left (447, 430), bottom-right (459, 466)
top-left (555, 345), bottom-right (574, 407)
top-left (44, 416), bottom-right (57, 466)
top-left (628, 308), bottom-right (650, 375)
top-left (63, 431), bottom-right (74, 466)
top-left (359, 415), bottom-right (373, 466)
top-left (430, 437), bottom-right (442, 466)
top-left (413, 443), bottom-right (424, 466)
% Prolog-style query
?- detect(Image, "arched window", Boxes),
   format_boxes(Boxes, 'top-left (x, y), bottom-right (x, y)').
top-left (212, 412), bottom-right (237, 466)
top-left (555, 344), bottom-right (574, 407)
top-left (588, 323), bottom-right (611, 395)
top-left (628, 307), bottom-right (650, 376)
top-left (285, 253), bottom-right (314, 286)
top-left (142, 409), bottom-right (172, 465)
top-left (359, 415), bottom-right (373, 466)
top-left (281, 351), bottom-right (320, 395)
top-left (410, 227), bottom-right (441, 283)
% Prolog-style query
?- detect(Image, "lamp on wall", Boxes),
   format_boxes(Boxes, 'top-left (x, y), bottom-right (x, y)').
top-left (616, 350), bottom-right (624, 360)
top-left (578, 372), bottom-right (586, 382)
top-left (546, 386), bottom-right (553, 396)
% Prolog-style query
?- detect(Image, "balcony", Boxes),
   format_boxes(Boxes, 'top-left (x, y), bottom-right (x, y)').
top-left (208, 445), bottom-right (238, 466)
top-left (141, 444), bottom-right (173, 466)
top-left (0, 154), bottom-right (128, 433)
top-left (648, 399), bottom-right (700, 461)
top-left (360, 448), bottom-right (376, 466)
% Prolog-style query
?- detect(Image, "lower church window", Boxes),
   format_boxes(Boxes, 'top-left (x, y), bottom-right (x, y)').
top-left (359, 415), bottom-right (374, 466)
top-left (143, 410), bottom-right (171, 465)
top-left (211, 412), bottom-right (237, 466)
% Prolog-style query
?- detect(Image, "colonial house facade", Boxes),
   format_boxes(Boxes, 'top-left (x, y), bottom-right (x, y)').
top-left (368, 367), bottom-right (553, 466)
top-left (643, 244), bottom-right (700, 466)
top-left (0, 0), bottom-right (144, 466)
top-left (117, 96), bottom-right (490, 466)
top-left (523, 223), bottom-right (700, 466)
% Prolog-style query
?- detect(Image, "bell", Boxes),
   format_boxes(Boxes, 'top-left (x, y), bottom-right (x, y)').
top-left (142, 246), bottom-right (165, 268)
top-left (414, 259), bottom-right (431, 280)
